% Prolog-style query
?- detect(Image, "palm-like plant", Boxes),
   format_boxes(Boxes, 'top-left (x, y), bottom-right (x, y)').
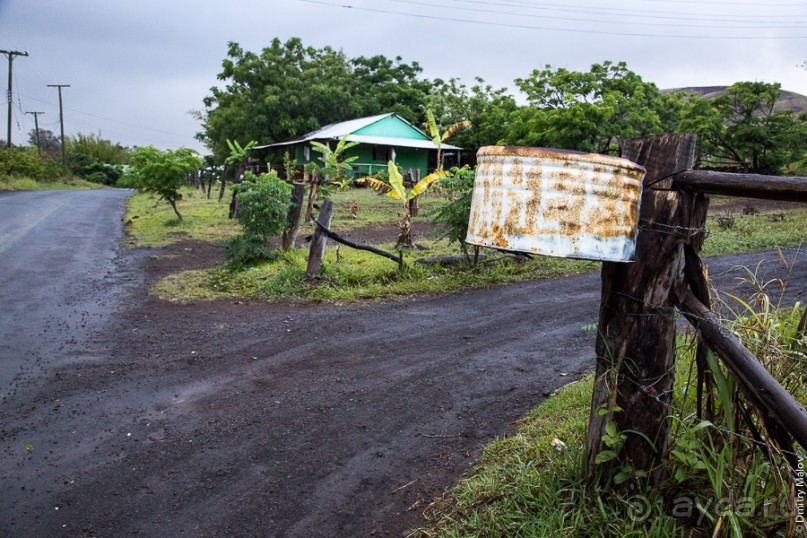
top-left (305, 135), bottom-right (360, 221)
top-left (221, 139), bottom-right (257, 202)
top-left (425, 109), bottom-right (471, 172)
top-left (362, 161), bottom-right (447, 248)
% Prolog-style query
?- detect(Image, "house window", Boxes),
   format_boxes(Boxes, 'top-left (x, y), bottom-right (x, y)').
top-left (373, 145), bottom-right (390, 161)
top-left (304, 146), bottom-right (311, 162)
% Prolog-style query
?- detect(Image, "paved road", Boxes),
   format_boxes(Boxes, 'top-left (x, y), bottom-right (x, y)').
top-left (0, 189), bottom-right (140, 400)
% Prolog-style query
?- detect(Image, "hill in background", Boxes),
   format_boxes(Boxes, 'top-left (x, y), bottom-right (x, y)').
top-left (662, 86), bottom-right (807, 114)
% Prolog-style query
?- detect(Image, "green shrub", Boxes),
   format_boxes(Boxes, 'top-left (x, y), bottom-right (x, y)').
top-left (432, 166), bottom-right (475, 248)
top-left (225, 170), bottom-right (293, 267)
top-left (0, 147), bottom-right (66, 180)
top-left (224, 235), bottom-right (277, 268)
top-left (69, 152), bottom-right (123, 185)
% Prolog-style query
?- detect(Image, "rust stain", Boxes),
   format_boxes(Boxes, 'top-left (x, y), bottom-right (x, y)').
top-left (469, 147), bottom-right (645, 260)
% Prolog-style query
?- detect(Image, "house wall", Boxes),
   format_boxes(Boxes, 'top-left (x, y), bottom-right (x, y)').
top-left (352, 116), bottom-right (425, 140)
top-left (292, 142), bottom-right (429, 178)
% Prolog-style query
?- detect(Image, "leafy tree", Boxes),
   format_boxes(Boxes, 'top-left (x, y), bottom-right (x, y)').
top-left (67, 133), bottom-right (128, 165)
top-left (677, 82), bottom-right (807, 174)
top-left (27, 128), bottom-right (61, 158)
top-left (127, 146), bottom-right (202, 219)
top-left (505, 61), bottom-right (675, 154)
top-left (199, 38), bottom-right (430, 159)
top-left (351, 54), bottom-right (430, 123)
top-left (225, 171), bottom-right (293, 267)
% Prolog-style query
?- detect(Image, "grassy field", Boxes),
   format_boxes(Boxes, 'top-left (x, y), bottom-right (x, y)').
top-left (126, 184), bottom-right (805, 304)
top-left (0, 175), bottom-right (102, 191)
top-left (125, 187), bottom-right (239, 247)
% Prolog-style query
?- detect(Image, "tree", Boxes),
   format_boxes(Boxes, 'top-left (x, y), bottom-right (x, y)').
top-left (27, 128), bottom-right (61, 158)
top-left (351, 54), bottom-right (430, 124)
top-left (198, 38), bottom-right (431, 160)
top-left (505, 61), bottom-right (675, 154)
top-left (127, 146), bottom-right (202, 219)
top-left (67, 132), bottom-right (128, 164)
top-left (677, 81), bottom-right (807, 174)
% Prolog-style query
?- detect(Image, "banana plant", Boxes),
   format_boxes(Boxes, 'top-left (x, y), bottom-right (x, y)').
top-left (310, 135), bottom-right (359, 187)
top-left (221, 139), bottom-right (257, 202)
top-left (425, 109), bottom-right (471, 172)
top-left (362, 161), bottom-right (448, 248)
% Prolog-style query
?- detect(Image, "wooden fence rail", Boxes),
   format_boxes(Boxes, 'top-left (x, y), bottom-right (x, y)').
top-left (674, 170), bottom-right (807, 202)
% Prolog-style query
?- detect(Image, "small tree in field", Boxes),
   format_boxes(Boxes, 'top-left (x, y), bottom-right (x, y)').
top-left (128, 146), bottom-right (202, 219)
top-left (225, 170), bottom-right (293, 267)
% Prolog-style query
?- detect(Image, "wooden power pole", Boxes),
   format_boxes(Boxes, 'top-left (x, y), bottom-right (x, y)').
top-left (25, 111), bottom-right (45, 155)
top-left (1, 49), bottom-right (28, 147)
top-left (47, 84), bottom-right (70, 163)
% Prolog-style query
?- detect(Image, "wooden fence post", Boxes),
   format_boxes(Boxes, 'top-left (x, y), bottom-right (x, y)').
top-left (585, 134), bottom-right (704, 486)
top-left (282, 182), bottom-right (305, 251)
top-left (306, 200), bottom-right (333, 278)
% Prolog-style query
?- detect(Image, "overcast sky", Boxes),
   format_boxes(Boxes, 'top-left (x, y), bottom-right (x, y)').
top-left (2, 0), bottom-right (806, 153)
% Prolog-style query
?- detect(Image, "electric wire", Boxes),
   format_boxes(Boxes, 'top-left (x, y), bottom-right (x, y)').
top-left (296, 0), bottom-right (807, 39)
top-left (385, 0), bottom-right (807, 29)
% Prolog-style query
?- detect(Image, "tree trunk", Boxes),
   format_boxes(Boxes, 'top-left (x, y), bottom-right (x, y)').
top-left (218, 163), bottom-right (228, 202)
top-left (282, 182), bottom-right (305, 251)
top-left (586, 134), bottom-right (701, 487)
top-left (306, 200), bottom-right (334, 278)
top-left (396, 206), bottom-right (413, 248)
top-left (168, 198), bottom-right (182, 220)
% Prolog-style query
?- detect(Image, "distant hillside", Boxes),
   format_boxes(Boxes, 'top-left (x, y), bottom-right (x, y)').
top-left (662, 86), bottom-right (807, 115)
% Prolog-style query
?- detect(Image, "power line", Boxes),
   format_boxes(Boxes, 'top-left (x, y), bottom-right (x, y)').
top-left (296, 0), bottom-right (807, 39)
top-left (19, 93), bottom-right (198, 141)
top-left (385, 0), bottom-right (807, 30)
top-left (475, 0), bottom-right (807, 19)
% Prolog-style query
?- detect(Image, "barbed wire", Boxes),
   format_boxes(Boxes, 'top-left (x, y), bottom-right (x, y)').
top-left (620, 373), bottom-right (805, 460)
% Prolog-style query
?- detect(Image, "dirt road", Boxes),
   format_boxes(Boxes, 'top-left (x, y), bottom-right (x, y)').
top-left (1, 190), bottom-right (804, 537)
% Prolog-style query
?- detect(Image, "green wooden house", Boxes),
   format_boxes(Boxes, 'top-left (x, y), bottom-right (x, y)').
top-left (257, 113), bottom-right (461, 178)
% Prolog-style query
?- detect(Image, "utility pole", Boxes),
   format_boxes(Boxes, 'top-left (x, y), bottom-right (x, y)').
top-left (47, 84), bottom-right (70, 164)
top-left (25, 111), bottom-right (45, 156)
top-left (1, 49), bottom-right (29, 147)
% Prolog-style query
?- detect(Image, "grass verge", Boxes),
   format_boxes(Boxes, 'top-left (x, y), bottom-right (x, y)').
top-left (0, 175), bottom-right (102, 191)
top-left (417, 296), bottom-right (806, 537)
top-left (152, 240), bottom-right (595, 303)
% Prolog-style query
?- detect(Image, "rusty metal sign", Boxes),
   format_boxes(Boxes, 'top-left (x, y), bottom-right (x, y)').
top-left (466, 146), bottom-right (646, 262)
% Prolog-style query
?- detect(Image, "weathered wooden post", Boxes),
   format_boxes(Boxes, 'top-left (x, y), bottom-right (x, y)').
top-left (282, 182), bottom-right (305, 251)
top-left (585, 134), bottom-right (705, 485)
top-left (306, 199), bottom-right (334, 278)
